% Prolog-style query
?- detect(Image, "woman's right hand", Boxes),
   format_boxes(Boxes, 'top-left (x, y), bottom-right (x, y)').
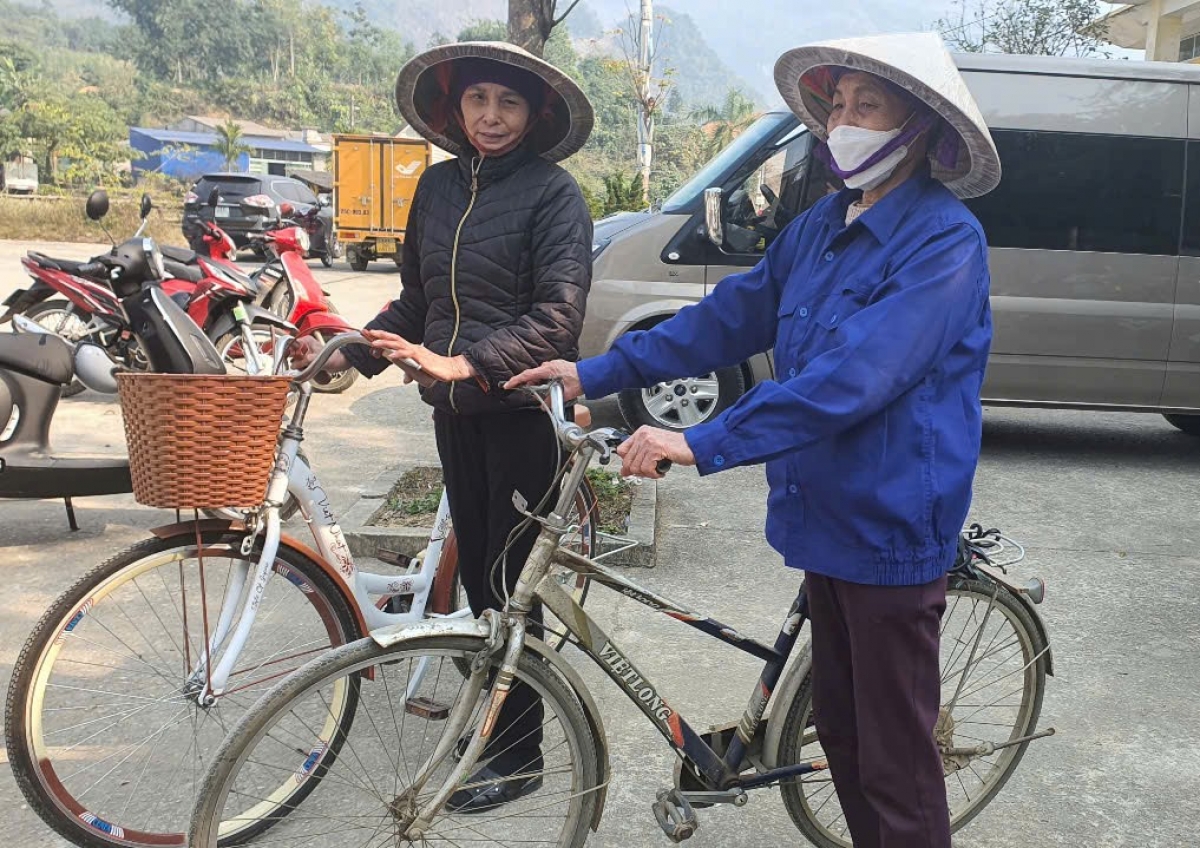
top-left (290, 334), bottom-right (350, 374)
top-left (505, 360), bottom-right (583, 401)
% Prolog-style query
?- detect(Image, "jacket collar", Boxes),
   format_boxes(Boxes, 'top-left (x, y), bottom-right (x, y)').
top-left (828, 168), bottom-right (934, 245)
top-left (455, 142), bottom-right (538, 188)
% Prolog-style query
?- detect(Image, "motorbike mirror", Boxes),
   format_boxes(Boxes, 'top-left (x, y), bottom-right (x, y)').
top-left (703, 187), bottom-right (724, 248)
top-left (207, 187), bottom-right (221, 206)
top-left (278, 202), bottom-right (294, 217)
top-left (139, 193), bottom-right (153, 219)
top-left (317, 193), bottom-right (331, 208)
top-left (85, 190), bottom-right (110, 221)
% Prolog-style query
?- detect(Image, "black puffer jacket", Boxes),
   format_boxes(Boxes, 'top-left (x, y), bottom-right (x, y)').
top-left (344, 143), bottom-right (592, 415)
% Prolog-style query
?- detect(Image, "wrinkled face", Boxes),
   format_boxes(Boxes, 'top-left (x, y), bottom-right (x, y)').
top-left (827, 71), bottom-right (914, 134)
top-left (459, 83), bottom-right (533, 156)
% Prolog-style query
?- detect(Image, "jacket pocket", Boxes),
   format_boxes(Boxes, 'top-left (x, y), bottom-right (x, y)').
top-left (816, 282), bottom-right (872, 331)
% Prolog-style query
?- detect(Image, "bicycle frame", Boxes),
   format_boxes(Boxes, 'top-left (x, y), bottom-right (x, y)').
top-left (191, 374), bottom-right (466, 702)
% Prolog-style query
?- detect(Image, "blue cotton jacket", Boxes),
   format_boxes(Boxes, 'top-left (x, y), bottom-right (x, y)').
top-left (578, 173), bottom-right (992, 586)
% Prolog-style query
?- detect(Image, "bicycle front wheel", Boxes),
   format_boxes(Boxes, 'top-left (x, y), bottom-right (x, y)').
top-left (778, 576), bottom-right (1048, 847)
top-left (188, 634), bottom-right (601, 848)
top-left (5, 530), bottom-right (361, 848)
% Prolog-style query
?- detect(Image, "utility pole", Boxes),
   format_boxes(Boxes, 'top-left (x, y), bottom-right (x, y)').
top-left (634, 0), bottom-right (653, 204)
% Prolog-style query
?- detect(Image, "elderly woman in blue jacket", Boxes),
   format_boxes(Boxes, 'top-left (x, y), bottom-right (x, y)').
top-left (510, 33), bottom-right (1002, 848)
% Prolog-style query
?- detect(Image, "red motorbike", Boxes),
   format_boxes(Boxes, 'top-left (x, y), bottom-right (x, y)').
top-left (251, 202), bottom-right (356, 392)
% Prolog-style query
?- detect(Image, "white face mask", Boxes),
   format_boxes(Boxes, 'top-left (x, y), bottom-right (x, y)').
top-left (826, 124), bottom-right (910, 192)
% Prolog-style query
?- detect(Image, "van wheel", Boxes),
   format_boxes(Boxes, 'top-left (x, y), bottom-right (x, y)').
top-left (347, 246), bottom-right (369, 272)
top-left (618, 366), bottom-right (745, 431)
top-left (1163, 414), bottom-right (1200, 436)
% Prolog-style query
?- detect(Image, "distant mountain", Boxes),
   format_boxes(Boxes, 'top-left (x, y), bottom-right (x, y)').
top-left (40, 0), bottom-right (957, 103)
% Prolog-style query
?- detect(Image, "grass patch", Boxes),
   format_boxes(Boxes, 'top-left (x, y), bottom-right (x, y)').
top-left (373, 466), bottom-right (445, 528)
top-left (0, 192), bottom-right (184, 244)
top-left (371, 465), bottom-right (636, 535)
top-left (585, 467), bottom-right (635, 535)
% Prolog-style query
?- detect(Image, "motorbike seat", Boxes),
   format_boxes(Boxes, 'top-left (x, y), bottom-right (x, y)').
top-left (0, 333), bottom-right (74, 385)
top-left (163, 259), bottom-right (204, 284)
top-left (26, 251), bottom-right (90, 276)
top-left (161, 245), bottom-right (199, 265)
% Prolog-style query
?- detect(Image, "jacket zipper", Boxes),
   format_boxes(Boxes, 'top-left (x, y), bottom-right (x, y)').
top-left (447, 157), bottom-right (482, 413)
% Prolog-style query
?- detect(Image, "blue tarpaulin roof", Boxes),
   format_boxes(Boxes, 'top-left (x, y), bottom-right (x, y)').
top-left (131, 128), bottom-right (323, 154)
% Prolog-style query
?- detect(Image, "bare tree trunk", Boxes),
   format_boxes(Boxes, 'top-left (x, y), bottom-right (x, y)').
top-left (289, 31), bottom-right (296, 77)
top-left (508, 0), bottom-right (547, 57)
top-left (634, 0), bottom-right (654, 204)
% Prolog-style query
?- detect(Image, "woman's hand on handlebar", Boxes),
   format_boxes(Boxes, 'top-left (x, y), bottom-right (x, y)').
top-left (290, 334), bottom-right (350, 374)
top-left (616, 426), bottom-right (695, 479)
top-left (505, 360), bottom-right (583, 400)
top-left (365, 329), bottom-right (474, 383)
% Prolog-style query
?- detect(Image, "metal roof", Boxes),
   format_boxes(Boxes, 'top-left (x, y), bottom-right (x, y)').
top-left (130, 127), bottom-right (324, 154)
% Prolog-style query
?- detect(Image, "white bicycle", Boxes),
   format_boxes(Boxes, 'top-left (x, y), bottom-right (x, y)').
top-left (4, 333), bottom-right (595, 848)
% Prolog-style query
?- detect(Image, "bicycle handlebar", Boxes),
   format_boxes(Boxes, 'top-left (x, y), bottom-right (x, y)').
top-left (524, 381), bottom-right (672, 476)
top-left (291, 331), bottom-right (432, 387)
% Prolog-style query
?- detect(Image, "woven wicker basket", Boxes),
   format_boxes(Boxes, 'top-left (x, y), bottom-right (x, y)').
top-left (116, 373), bottom-right (294, 509)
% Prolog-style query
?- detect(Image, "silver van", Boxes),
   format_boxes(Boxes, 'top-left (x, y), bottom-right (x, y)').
top-left (581, 53), bottom-right (1200, 436)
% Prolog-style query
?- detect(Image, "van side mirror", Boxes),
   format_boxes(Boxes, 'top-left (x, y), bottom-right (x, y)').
top-left (139, 193), bottom-right (153, 219)
top-left (703, 187), bottom-right (724, 247)
top-left (85, 190), bottom-right (110, 221)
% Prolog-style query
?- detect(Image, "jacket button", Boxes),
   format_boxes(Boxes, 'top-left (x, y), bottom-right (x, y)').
top-left (788, 484), bottom-right (799, 494)
top-left (788, 367), bottom-right (797, 378)
top-left (824, 251), bottom-right (834, 262)
top-left (799, 307), bottom-right (809, 317)
top-left (713, 455), bottom-right (725, 467)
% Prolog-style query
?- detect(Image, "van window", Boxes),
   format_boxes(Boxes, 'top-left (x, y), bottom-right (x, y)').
top-left (1179, 143), bottom-right (1200, 256)
top-left (721, 130), bottom-right (812, 254)
top-left (966, 130), bottom-right (1184, 256)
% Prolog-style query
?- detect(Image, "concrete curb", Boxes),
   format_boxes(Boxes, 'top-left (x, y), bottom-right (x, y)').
top-left (341, 462), bottom-right (658, 567)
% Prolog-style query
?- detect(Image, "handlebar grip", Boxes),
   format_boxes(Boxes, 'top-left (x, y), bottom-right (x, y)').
top-left (656, 459), bottom-right (673, 475)
top-left (77, 261), bottom-right (107, 278)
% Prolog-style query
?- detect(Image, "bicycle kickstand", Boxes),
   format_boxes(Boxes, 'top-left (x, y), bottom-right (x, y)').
top-left (652, 788), bottom-right (699, 843)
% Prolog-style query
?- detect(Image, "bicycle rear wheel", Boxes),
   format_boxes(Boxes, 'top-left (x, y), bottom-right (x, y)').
top-left (188, 634), bottom-right (600, 848)
top-left (5, 530), bottom-right (361, 848)
top-left (778, 576), bottom-right (1048, 847)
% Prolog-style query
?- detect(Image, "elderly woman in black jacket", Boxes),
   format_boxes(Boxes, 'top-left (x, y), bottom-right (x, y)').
top-left (293, 42), bottom-right (594, 811)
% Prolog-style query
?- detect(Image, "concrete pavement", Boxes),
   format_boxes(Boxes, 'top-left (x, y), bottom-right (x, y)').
top-left (1, 242), bottom-right (1197, 846)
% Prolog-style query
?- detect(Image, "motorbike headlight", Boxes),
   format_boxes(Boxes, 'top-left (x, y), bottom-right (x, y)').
top-left (296, 228), bottom-right (311, 254)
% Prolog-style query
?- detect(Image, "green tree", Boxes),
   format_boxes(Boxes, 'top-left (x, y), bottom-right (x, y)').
top-left (936, 0), bottom-right (1109, 57)
top-left (457, 19), bottom-right (508, 42)
top-left (600, 172), bottom-right (644, 215)
top-left (693, 88), bottom-right (757, 157)
top-left (213, 119), bottom-right (252, 170)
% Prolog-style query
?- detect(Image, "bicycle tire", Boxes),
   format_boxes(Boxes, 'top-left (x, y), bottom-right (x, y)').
top-left (5, 530), bottom-right (361, 848)
top-left (777, 576), bottom-right (1048, 847)
top-left (188, 634), bottom-right (600, 848)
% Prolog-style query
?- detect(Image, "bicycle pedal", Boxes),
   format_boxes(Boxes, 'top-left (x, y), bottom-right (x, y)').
top-left (404, 696), bottom-right (449, 720)
top-left (375, 548), bottom-right (412, 568)
top-left (652, 788), bottom-right (699, 843)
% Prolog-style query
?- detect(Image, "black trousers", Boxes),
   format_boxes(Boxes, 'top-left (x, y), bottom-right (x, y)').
top-left (434, 408), bottom-right (561, 771)
top-left (806, 572), bottom-right (951, 848)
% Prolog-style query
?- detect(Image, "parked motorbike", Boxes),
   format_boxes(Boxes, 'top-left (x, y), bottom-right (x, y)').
top-left (253, 201), bottom-right (356, 392)
top-left (0, 236), bottom-right (228, 530)
top-left (0, 191), bottom-right (292, 386)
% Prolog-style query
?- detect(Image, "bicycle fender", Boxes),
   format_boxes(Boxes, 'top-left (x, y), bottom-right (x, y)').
top-left (1008, 590), bottom-right (1054, 677)
top-left (369, 623), bottom-right (610, 831)
top-left (759, 641), bottom-right (812, 771)
top-left (149, 519), bottom-right (371, 640)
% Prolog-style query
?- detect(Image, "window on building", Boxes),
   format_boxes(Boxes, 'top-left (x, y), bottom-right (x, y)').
top-left (1180, 35), bottom-right (1200, 61)
top-left (964, 129), bottom-right (1185, 256)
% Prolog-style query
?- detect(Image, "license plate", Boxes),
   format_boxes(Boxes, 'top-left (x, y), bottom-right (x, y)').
top-left (375, 238), bottom-right (397, 254)
top-left (215, 206), bottom-right (232, 219)
top-left (2, 288), bottom-right (27, 307)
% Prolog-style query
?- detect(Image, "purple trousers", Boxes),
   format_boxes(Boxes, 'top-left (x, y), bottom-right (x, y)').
top-left (806, 572), bottom-right (951, 848)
